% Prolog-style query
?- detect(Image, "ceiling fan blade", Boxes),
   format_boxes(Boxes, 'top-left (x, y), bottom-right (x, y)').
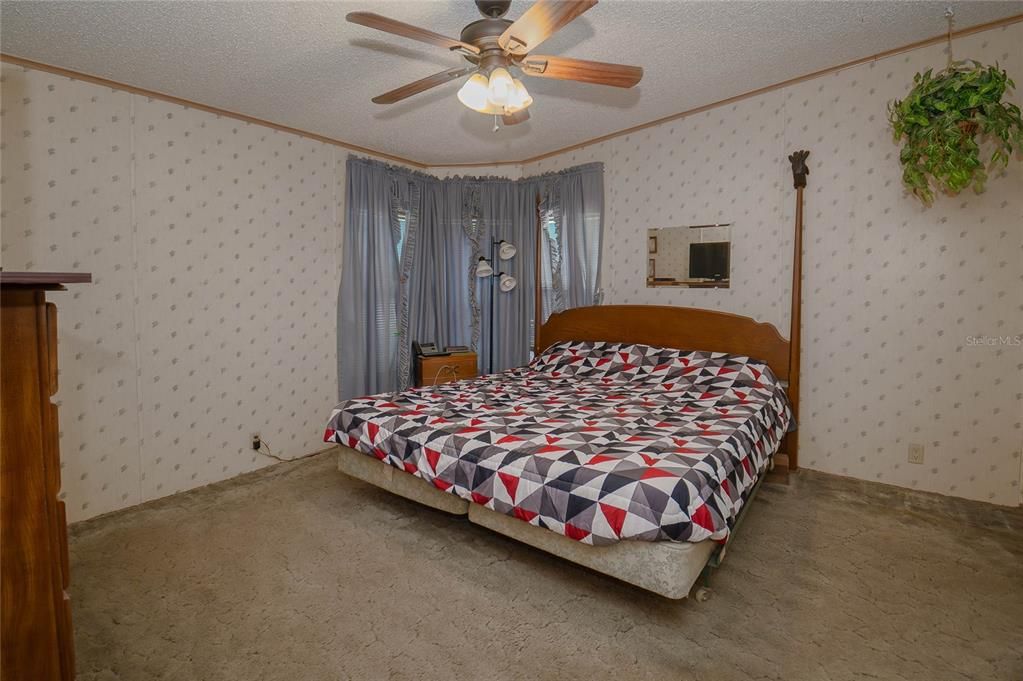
top-left (499, 0), bottom-right (597, 55)
top-left (372, 66), bottom-right (477, 105)
top-left (347, 12), bottom-right (480, 55)
top-left (520, 55), bottom-right (642, 88)
top-left (502, 109), bottom-right (531, 126)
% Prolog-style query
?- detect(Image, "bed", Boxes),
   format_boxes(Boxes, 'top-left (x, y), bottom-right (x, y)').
top-left (326, 153), bottom-right (807, 600)
top-left (324, 304), bottom-right (800, 600)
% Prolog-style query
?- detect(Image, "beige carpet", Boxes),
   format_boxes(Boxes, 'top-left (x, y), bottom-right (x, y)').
top-left (70, 450), bottom-right (1023, 681)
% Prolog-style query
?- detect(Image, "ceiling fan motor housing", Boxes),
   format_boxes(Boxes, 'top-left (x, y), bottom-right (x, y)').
top-left (460, 17), bottom-right (514, 70)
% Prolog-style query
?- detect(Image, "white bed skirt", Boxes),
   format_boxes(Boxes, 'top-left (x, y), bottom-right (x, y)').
top-left (336, 445), bottom-right (716, 599)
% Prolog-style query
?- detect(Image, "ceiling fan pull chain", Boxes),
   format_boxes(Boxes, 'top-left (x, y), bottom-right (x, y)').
top-left (493, 115), bottom-right (500, 133)
top-left (945, 6), bottom-right (955, 68)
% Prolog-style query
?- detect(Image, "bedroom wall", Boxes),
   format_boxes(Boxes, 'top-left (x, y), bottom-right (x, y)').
top-left (2, 21), bottom-right (1019, 519)
top-left (0, 61), bottom-right (520, 521)
top-left (523, 23), bottom-right (1023, 506)
top-left (1, 63), bottom-right (360, 520)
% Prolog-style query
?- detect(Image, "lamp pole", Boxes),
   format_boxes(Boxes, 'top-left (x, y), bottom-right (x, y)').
top-left (481, 238), bottom-right (517, 374)
top-left (488, 238), bottom-right (497, 374)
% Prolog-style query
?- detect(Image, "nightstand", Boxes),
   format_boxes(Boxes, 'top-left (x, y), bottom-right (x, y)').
top-left (416, 352), bottom-right (478, 387)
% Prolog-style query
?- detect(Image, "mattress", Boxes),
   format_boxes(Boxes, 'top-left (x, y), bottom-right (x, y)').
top-left (325, 341), bottom-right (793, 546)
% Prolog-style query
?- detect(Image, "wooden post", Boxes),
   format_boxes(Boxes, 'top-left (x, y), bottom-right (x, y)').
top-left (786, 150), bottom-right (808, 471)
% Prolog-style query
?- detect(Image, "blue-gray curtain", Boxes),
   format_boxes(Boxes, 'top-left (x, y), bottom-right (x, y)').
top-left (466, 178), bottom-right (538, 374)
top-left (338, 158), bottom-right (403, 399)
top-left (339, 156), bottom-right (603, 399)
top-left (404, 179), bottom-right (474, 385)
top-left (556, 164), bottom-right (604, 309)
top-left (538, 162), bottom-right (604, 324)
top-left (339, 159), bottom-right (474, 399)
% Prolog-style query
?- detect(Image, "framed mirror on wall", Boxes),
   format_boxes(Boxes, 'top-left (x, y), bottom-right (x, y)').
top-left (645, 223), bottom-right (731, 289)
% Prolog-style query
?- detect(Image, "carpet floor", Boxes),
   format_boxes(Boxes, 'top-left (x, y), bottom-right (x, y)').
top-left (70, 450), bottom-right (1023, 681)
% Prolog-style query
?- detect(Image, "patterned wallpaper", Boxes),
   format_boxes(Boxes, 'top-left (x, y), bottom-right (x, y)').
top-left (524, 24), bottom-right (1023, 506)
top-left (2, 22), bottom-right (1020, 518)
top-left (1, 69), bottom-right (140, 517)
top-left (0, 64), bottom-right (519, 521)
top-left (1, 65), bottom-right (340, 520)
top-left (131, 98), bottom-right (338, 502)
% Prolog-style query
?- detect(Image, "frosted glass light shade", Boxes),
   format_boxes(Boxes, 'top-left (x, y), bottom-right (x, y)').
top-left (506, 79), bottom-right (533, 112)
top-left (458, 73), bottom-right (491, 112)
top-left (475, 257), bottom-right (494, 278)
top-left (486, 67), bottom-right (514, 107)
top-left (499, 273), bottom-right (517, 292)
top-left (498, 240), bottom-right (517, 260)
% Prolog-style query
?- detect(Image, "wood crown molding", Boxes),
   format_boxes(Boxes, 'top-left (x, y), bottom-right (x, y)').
top-left (0, 53), bottom-right (429, 169)
top-left (2, 13), bottom-right (1020, 169)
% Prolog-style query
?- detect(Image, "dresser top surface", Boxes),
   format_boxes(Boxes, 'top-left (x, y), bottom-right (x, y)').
top-left (1, 271), bottom-right (92, 286)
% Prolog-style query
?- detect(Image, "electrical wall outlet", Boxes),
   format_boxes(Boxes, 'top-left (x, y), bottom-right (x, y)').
top-left (251, 434), bottom-right (261, 451)
top-left (907, 443), bottom-right (925, 464)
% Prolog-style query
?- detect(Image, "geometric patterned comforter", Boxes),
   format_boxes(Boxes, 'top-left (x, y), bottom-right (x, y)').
top-left (324, 341), bottom-right (793, 546)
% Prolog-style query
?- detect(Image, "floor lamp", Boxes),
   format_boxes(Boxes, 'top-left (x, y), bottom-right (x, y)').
top-left (475, 239), bottom-right (517, 373)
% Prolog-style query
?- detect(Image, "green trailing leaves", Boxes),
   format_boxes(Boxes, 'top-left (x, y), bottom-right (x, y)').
top-left (888, 60), bottom-right (1023, 205)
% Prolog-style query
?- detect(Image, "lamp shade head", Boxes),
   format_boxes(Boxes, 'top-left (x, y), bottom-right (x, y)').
top-left (486, 67), bottom-right (514, 107)
top-left (498, 272), bottom-right (517, 292)
top-left (475, 257), bottom-right (494, 278)
top-left (498, 240), bottom-right (517, 260)
top-left (506, 79), bottom-right (533, 112)
top-left (458, 73), bottom-right (491, 113)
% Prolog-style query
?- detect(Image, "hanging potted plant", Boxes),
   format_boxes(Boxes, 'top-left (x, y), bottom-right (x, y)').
top-left (888, 57), bottom-right (1023, 205)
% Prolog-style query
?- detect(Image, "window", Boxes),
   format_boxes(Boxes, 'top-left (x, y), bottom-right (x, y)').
top-left (395, 210), bottom-right (408, 262)
top-left (380, 210), bottom-right (410, 351)
top-left (538, 216), bottom-right (560, 326)
top-left (545, 217), bottom-right (557, 243)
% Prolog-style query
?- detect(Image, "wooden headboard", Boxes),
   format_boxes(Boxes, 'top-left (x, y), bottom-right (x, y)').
top-left (537, 305), bottom-right (791, 382)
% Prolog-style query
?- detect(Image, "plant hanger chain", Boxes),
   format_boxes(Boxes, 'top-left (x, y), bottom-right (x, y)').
top-left (945, 6), bottom-right (955, 68)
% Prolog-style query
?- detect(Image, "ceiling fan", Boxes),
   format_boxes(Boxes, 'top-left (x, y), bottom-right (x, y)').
top-left (347, 0), bottom-right (643, 127)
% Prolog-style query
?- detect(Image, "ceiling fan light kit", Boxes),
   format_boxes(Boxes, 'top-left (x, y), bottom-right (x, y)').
top-left (458, 71), bottom-right (531, 116)
top-left (348, 0), bottom-right (642, 128)
top-left (457, 70), bottom-right (533, 116)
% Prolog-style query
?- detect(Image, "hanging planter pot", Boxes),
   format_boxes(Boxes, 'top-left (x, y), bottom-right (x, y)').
top-left (887, 59), bottom-right (1023, 205)
top-left (957, 117), bottom-right (979, 137)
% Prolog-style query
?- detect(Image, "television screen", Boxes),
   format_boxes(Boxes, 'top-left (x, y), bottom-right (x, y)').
top-left (689, 242), bottom-right (730, 280)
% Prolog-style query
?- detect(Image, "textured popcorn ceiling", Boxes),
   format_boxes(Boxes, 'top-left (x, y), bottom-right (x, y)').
top-left (2, 1), bottom-right (1020, 165)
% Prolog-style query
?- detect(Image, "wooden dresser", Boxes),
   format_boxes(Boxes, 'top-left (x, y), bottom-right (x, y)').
top-left (1, 272), bottom-right (90, 681)
top-left (416, 351), bottom-right (479, 387)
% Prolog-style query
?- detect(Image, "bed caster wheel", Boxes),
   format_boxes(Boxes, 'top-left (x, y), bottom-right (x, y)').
top-left (693, 586), bottom-right (711, 603)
